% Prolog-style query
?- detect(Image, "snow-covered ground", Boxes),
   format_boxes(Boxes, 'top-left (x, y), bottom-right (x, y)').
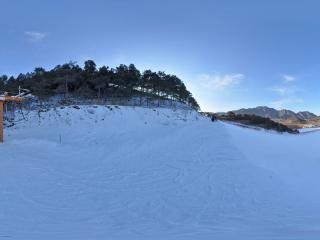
top-left (299, 127), bottom-right (320, 134)
top-left (1, 105), bottom-right (320, 239)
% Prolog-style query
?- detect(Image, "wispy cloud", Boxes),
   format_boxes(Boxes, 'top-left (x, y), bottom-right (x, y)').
top-left (198, 73), bottom-right (244, 91)
top-left (270, 75), bottom-right (303, 108)
top-left (282, 74), bottom-right (296, 83)
top-left (271, 98), bottom-right (304, 109)
top-left (24, 31), bottom-right (47, 42)
top-left (270, 86), bottom-right (297, 96)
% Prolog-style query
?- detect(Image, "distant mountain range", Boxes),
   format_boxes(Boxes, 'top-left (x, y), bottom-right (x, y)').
top-left (217, 106), bottom-right (320, 128)
top-left (230, 106), bottom-right (318, 121)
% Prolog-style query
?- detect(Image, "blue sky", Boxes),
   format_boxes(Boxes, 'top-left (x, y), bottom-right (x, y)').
top-left (1, 0), bottom-right (320, 114)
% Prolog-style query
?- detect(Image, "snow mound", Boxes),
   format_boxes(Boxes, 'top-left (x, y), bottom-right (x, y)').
top-left (1, 106), bottom-right (320, 240)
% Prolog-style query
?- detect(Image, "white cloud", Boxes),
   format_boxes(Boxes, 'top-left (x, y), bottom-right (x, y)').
top-left (282, 74), bottom-right (296, 83)
top-left (270, 86), bottom-right (297, 96)
top-left (271, 98), bottom-right (304, 109)
top-left (199, 73), bottom-right (244, 91)
top-left (24, 31), bottom-right (47, 42)
top-left (270, 74), bottom-right (304, 108)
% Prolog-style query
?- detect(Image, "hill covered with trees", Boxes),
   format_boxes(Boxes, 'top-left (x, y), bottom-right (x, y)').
top-left (214, 111), bottom-right (299, 134)
top-left (0, 60), bottom-right (200, 110)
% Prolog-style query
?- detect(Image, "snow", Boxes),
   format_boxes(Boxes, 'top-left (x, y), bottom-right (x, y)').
top-left (224, 122), bottom-right (320, 200)
top-left (299, 127), bottom-right (320, 134)
top-left (1, 105), bottom-right (320, 239)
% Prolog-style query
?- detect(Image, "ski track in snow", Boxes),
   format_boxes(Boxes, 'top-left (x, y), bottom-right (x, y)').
top-left (0, 106), bottom-right (320, 239)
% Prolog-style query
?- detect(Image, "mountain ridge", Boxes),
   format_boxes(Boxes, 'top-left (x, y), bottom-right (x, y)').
top-left (231, 106), bottom-right (318, 121)
top-left (216, 106), bottom-right (320, 129)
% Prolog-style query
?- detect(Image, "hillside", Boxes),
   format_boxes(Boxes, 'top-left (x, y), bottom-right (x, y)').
top-left (0, 61), bottom-right (200, 111)
top-left (232, 106), bottom-right (317, 120)
top-left (215, 112), bottom-right (299, 134)
top-left (227, 106), bottom-right (319, 129)
top-left (1, 106), bottom-right (320, 239)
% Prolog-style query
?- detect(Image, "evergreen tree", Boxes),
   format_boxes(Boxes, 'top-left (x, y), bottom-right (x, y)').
top-left (0, 60), bottom-right (201, 110)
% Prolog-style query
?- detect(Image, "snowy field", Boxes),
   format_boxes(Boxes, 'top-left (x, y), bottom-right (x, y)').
top-left (1, 105), bottom-right (320, 240)
top-left (299, 127), bottom-right (320, 134)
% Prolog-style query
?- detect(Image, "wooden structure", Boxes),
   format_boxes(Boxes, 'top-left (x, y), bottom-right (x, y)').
top-left (0, 94), bottom-right (23, 143)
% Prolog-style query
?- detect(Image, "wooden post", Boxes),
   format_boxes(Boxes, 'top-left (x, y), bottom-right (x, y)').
top-left (0, 101), bottom-right (3, 143)
top-left (0, 96), bottom-right (23, 143)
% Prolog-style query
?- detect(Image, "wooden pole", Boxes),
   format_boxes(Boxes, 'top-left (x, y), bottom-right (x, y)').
top-left (0, 96), bottom-right (23, 143)
top-left (0, 101), bottom-right (4, 143)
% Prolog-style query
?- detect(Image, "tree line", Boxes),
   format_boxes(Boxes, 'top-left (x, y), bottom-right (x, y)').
top-left (218, 112), bottom-right (299, 134)
top-left (0, 60), bottom-right (200, 110)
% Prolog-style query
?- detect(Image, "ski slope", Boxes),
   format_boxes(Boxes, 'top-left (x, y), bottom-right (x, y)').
top-left (1, 105), bottom-right (320, 239)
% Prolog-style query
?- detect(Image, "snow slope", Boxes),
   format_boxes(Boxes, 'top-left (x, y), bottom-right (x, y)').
top-left (1, 105), bottom-right (320, 239)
